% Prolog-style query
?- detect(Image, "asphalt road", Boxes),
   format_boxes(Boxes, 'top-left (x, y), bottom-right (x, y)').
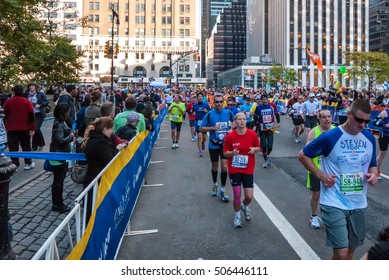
top-left (116, 115), bottom-right (389, 260)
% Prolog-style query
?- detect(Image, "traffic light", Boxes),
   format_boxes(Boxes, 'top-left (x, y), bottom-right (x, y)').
top-left (104, 41), bottom-right (110, 58)
top-left (115, 44), bottom-right (119, 55)
top-left (330, 73), bottom-right (334, 80)
top-left (197, 54), bottom-right (200, 61)
top-left (193, 53), bottom-right (197, 61)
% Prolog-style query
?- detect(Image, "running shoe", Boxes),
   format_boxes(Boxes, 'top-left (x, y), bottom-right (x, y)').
top-left (240, 204), bottom-right (252, 221)
top-left (377, 171), bottom-right (382, 180)
top-left (294, 138), bottom-right (300, 143)
top-left (175, 143), bottom-right (179, 148)
top-left (262, 160), bottom-right (269, 168)
top-left (172, 143), bottom-right (176, 149)
top-left (233, 216), bottom-right (242, 228)
top-left (267, 157), bottom-right (272, 166)
top-left (199, 150), bottom-right (203, 157)
top-left (211, 185), bottom-right (219, 197)
top-left (220, 190), bottom-right (230, 202)
top-left (192, 137), bottom-right (196, 142)
top-left (201, 142), bottom-right (205, 150)
top-left (298, 136), bottom-right (302, 142)
top-left (310, 215), bottom-right (321, 229)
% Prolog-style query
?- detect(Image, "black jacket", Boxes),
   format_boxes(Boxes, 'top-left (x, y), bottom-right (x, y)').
top-left (83, 130), bottom-right (118, 188)
top-left (116, 123), bottom-right (137, 141)
top-left (50, 119), bottom-right (73, 153)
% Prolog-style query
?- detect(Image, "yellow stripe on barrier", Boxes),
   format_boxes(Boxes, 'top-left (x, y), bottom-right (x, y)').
top-left (67, 131), bottom-right (149, 260)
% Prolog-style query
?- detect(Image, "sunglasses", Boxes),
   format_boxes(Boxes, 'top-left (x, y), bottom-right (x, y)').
top-left (214, 101), bottom-right (224, 104)
top-left (352, 113), bottom-right (370, 124)
top-left (227, 104), bottom-right (233, 106)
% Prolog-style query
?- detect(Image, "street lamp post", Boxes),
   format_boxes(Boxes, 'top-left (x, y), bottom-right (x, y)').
top-left (111, 5), bottom-right (119, 91)
top-left (0, 106), bottom-right (17, 260)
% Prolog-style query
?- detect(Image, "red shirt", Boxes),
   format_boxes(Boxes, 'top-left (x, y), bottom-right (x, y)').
top-left (223, 129), bottom-right (260, 174)
top-left (3, 96), bottom-right (35, 131)
top-left (186, 102), bottom-right (196, 121)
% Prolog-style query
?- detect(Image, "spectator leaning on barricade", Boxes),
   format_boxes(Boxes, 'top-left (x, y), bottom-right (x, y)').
top-left (24, 82), bottom-right (49, 151)
top-left (81, 117), bottom-right (127, 224)
top-left (57, 84), bottom-right (77, 127)
top-left (114, 96), bottom-right (146, 133)
top-left (3, 84), bottom-right (36, 171)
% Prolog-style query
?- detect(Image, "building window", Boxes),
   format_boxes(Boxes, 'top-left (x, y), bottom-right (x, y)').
top-left (185, 5), bottom-right (190, 13)
top-left (125, 28), bottom-right (129, 35)
top-left (89, 39), bottom-right (93, 45)
top-left (185, 17), bottom-right (190, 25)
top-left (166, 29), bottom-right (171, 36)
top-left (162, 17), bottom-right (166, 24)
top-left (95, 15), bottom-right (99, 22)
top-left (180, 4), bottom-right (184, 13)
top-left (125, 15), bottom-right (129, 22)
top-left (162, 4), bottom-right (166, 12)
top-left (151, 16), bottom-right (155, 23)
top-left (162, 29), bottom-right (167, 36)
top-left (167, 17), bottom-right (172, 24)
top-left (95, 2), bottom-right (99, 10)
top-left (152, 28), bottom-right (156, 35)
top-left (151, 64), bottom-right (155, 71)
top-left (88, 27), bottom-right (94, 35)
top-left (124, 3), bottom-right (129, 10)
top-left (89, 2), bottom-right (94, 10)
top-left (94, 64), bottom-right (99, 71)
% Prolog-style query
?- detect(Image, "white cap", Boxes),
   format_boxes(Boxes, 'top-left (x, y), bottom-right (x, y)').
top-left (309, 93), bottom-right (315, 97)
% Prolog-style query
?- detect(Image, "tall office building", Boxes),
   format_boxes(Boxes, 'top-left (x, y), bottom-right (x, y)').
top-left (205, 0), bottom-right (246, 87)
top-left (246, 0), bottom-right (370, 88)
top-left (369, 0), bottom-right (389, 54)
top-left (77, 0), bottom-right (199, 85)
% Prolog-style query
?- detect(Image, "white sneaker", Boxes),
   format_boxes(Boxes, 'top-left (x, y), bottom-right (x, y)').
top-left (172, 143), bottom-right (176, 149)
top-left (24, 162), bottom-right (36, 170)
top-left (233, 216), bottom-right (242, 228)
top-left (294, 138), bottom-right (300, 143)
top-left (240, 204), bottom-right (252, 221)
top-left (310, 215), bottom-right (321, 229)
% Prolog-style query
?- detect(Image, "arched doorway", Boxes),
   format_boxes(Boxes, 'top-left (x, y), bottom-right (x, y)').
top-left (133, 66), bottom-right (146, 77)
top-left (159, 66), bottom-right (171, 77)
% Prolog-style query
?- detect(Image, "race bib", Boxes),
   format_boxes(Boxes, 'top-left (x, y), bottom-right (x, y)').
top-left (263, 115), bottom-right (272, 123)
top-left (340, 172), bottom-right (364, 195)
top-left (231, 155), bottom-right (249, 168)
top-left (172, 114), bottom-right (179, 121)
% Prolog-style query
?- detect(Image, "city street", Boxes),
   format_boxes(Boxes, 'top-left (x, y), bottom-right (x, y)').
top-left (7, 113), bottom-right (389, 260)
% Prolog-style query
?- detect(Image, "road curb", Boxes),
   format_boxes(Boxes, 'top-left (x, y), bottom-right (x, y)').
top-left (9, 170), bottom-right (48, 194)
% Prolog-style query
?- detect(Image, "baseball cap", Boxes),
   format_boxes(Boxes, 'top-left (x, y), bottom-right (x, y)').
top-left (245, 97), bottom-right (251, 101)
top-left (316, 93), bottom-right (321, 97)
top-left (309, 93), bottom-right (315, 97)
top-left (127, 112), bottom-right (140, 122)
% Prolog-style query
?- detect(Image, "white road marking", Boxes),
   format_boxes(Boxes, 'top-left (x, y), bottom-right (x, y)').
top-left (253, 182), bottom-right (321, 260)
top-left (380, 173), bottom-right (389, 180)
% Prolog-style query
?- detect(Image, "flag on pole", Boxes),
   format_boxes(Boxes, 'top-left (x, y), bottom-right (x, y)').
top-left (306, 50), bottom-right (324, 71)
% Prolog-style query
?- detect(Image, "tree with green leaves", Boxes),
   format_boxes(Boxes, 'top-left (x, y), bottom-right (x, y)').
top-left (345, 52), bottom-right (389, 90)
top-left (268, 65), bottom-right (298, 88)
top-left (0, 0), bottom-right (84, 90)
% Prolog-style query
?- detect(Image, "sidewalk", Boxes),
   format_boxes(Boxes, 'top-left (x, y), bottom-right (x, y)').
top-left (8, 170), bottom-right (83, 260)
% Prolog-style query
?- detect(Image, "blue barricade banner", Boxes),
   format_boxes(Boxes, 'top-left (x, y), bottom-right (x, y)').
top-left (4, 151), bottom-right (86, 161)
top-left (67, 104), bottom-right (167, 260)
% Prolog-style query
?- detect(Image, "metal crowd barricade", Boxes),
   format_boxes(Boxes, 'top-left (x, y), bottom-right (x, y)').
top-left (31, 140), bottom-right (126, 260)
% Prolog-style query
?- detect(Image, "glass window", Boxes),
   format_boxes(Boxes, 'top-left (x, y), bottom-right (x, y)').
top-left (95, 15), bottom-right (99, 22)
top-left (95, 2), bottom-right (99, 10)
top-left (89, 2), bottom-right (93, 10)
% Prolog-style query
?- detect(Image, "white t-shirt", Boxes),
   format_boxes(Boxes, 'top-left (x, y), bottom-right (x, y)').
top-left (303, 126), bottom-right (377, 210)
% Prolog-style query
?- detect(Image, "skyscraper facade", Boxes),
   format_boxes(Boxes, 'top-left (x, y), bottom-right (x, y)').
top-left (369, 0), bottom-right (389, 54)
top-left (247, 0), bottom-right (370, 88)
top-left (205, 0), bottom-right (246, 87)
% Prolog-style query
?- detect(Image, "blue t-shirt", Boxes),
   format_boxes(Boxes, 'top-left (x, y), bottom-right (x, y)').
top-left (239, 103), bottom-right (253, 122)
top-left (193, 102), bottom-right (210, 121)
top-left (303, 126), bottom-right (377, 210)
top-left (201, 109), bottom-right (234, 149)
